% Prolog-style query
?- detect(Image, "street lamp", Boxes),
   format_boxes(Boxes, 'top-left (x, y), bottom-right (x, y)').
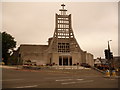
top-left (107, 40), bottom-right (112, 75)
top-left (108, 40), bottom-right (112, 51)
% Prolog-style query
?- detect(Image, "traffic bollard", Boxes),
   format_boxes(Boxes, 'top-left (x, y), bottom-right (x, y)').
top-left (105, 69), bottom-right (110, 77)
top-left (111, 70), bottom-right (116, 77)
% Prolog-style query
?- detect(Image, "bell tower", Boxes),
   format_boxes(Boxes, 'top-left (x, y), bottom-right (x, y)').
top-left (48, 4), bottom-right (81, 53)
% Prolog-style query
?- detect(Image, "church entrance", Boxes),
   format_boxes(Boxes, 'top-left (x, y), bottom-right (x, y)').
top-left (63, 57), bottom-right (68, 65)
top-left (59, 56), bottom-right (72, 66)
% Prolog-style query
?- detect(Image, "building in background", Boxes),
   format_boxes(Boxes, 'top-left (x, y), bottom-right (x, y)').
top-left (94, 58), bottom-right (102, 67)
top-left (112, 56), bottom-right (120, 69)
top-left (94, 56), bottom-right (120, 69)
top-left (18, 4), bottom-right (94, 66)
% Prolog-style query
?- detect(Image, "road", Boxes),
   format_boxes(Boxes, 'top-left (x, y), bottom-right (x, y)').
top-left (2, 67), bottom-right (119, 88)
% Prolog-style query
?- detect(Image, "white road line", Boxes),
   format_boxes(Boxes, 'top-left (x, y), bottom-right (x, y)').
top-left (61, 80), bottom-right (94, 85)
top-left (56, 79), bottom-right (84, 81)
top-left (15, 85), bottom-right (38, 88)
top-left (61, 82), bottom-right (76, 84)
top-left (45, 77), bottom-right (73, 80)
top-left (2, 79), bottom-right (23, 81)
top-left (81, 80), bottom-right (94, 83)
top-left (56, 79), bottom-right (73, 81)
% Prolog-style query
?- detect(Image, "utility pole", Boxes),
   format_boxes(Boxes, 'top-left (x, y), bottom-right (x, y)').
top-left (104, 40), bottom-right (113, 76)
top-left (108, 40), bottom-right (112, 75)
top-left (105, 40), bottom-right (113, 75)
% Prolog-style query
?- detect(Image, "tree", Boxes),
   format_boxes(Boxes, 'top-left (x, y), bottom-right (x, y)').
top-left (2, 32), bottom-right (16, 65)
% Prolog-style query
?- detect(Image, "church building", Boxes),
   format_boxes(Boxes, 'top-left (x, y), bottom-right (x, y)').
top-left (19, 4), bottom-right (94, 66)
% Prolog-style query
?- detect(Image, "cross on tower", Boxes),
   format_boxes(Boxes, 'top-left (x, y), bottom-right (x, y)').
top-left (59, 4), bottom-right (67, 15)
top-left (61, 4), bottom-right (65, 9)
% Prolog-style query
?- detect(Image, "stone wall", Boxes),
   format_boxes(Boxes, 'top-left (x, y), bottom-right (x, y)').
top-left (19, 44), bottom-right (48, 65)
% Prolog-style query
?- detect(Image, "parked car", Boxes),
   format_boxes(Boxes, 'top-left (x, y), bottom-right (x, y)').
top-left (80, 63), bottom-right (91, 68)
top-left (22, 64), bottom-right (31, 69)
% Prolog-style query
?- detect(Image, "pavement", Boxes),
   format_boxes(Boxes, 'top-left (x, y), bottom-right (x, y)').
top-left (1, 66), bottom-right (119, 88)
top-left (0, 65), bottom-right (18, 69)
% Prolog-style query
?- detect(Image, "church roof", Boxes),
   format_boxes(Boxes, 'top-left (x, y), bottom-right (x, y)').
top-left (19, 44), bottom-right (48, 53)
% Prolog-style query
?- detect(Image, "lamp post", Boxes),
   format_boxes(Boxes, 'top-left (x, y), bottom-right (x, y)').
top-left (108, 40), bottom-right (112, 75)
top-left (108, 40), bottom-right (112, 51)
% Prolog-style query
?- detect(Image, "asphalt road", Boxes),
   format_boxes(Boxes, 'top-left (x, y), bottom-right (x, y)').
top-left (2, 67), bottom-right (119, 88)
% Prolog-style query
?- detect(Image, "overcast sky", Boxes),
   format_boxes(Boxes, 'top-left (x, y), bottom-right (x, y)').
top-left (2, 2), bottom-right (118, 58)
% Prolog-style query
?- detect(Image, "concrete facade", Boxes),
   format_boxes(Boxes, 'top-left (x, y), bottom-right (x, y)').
top-left (19, 45), bottom-right (49, 65)
top-left (19, 4), bottom-right (94, 66)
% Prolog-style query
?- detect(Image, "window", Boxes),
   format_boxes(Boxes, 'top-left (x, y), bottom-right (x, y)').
top-left (58, 43), bottom-right (70, 52)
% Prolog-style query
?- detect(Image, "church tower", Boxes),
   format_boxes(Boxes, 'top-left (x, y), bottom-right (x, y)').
top-left (46, 4), bottom-right (84, 66)
top-left (48, 4), bottom-right (82, 52)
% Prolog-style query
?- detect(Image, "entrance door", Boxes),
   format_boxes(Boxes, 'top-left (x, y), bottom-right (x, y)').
top-left (59, 56), bottom-right (62, 65)
top-left (69, 57), bottom-right (72, 66)
top-left (59, 56), bottom-right (72, 66)
top-left (63, 57), bottom-right (68, 66)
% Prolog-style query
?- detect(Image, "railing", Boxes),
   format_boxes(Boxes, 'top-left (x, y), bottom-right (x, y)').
top-left (91, 66), bottom-right (106, 74)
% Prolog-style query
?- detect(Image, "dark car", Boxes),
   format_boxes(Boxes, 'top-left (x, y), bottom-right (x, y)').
top-left (81, 63), bottom-right (91, 68)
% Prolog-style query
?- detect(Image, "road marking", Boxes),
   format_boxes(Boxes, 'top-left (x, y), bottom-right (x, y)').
top-left (61, 80), bottom-right (93, 85)
top-left (62, 82), bottom-right (76, 84)
top-left (45, 77), bottom-right (72, 79)
top-left (2, 79), bottom-right (23, 82)
top-left (56, 79), bottom-right (73, 81)
top-left (56, 78), bottom-right (83, 81)
top-left (81, 80), bottom-right (94, 83)
top-left (15, 85), bottom-right (38, 88)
